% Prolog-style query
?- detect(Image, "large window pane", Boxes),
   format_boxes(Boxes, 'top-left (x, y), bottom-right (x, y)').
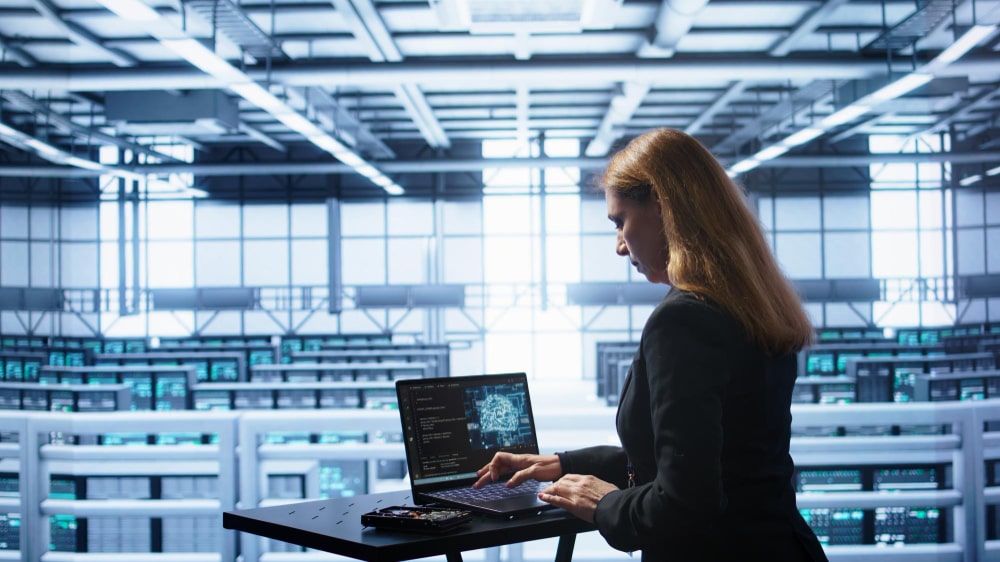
top-left (581, 234), bottom-right (627, 282)
top-left (484, 196), bottom-right (534, 235)
top-left (956, 228), bottom-right (986, 275)
top-left (824, 232), bottom-right (870, 278)
top-left (775, 198), bottom-right (820, 231)
top-left (196, 241), bottom-right (241, 286)
top-left (291, 239), bottom-right (327, 286)
top-left (756, 196), bottom-right (773, 230)
top-left (443, 201), bottom-right (482, 235)
top-left (484, 237), bottom-right (533, 283)
top-left (824, 196), bottom-right (869, 229)
top-left (388, 238), bottom-right (428, 284)
top-left (443, 238), bottom-right (483, 284)
top-left (30, 207), bottom-right (54, 240)
top-left (775, 233), bottom-right (821, 279)
top-left (918, 190), bottom-right (945, 229)
top-left (920, 231), bottom-right (945, 278)
top-left (485, 333), bottom-right (533, 375)
top-left (0, 206), bottom-right (28, 238)
top-left (146, 201), bottom-right (193, 240)
top-left (581, 198), bottom-right (611, 233)
top-left (100, 242), bottom-right (119, 288)
top-left (60, 207), bottom-right (98, 240)
top-left (291, 204), bottom-right (328, 237)
top-left (989, 227), bottom-right (1000, 274)
top-left (243, 205), bottom-right (289, 238)
top-left (871, 191), bottom-right (918, 229)
top-left (535, 333), bottom-right (581, 378)
top-left (955, 190), bottom-right (984, 227)
top-left (388, 201), bottom-right (433, 236)
top-left (147, 241), bottom-right (194, 287)
top-left (546, 195), bottom-right (580, 234)
top-left (546, 236), bottom-right (581, 283)
top-left (244, 240), bottom-right (289, 286)
top-left (0, 242), bottom-right (28, 285)
top-left (60, 242), bottom-right (99, 287)
top-left (341, 239), bottom-right (385, 285)
top-left (987, 192), bottom-right (1000, 226)
top-left (872, 232), bottom-right (919, 277)
top-left (341, 202), bottom-right (385, 236)
top-left (30, 242), bottom-right (53, 287)
top-left (195, 203), bottom-right (240, 238)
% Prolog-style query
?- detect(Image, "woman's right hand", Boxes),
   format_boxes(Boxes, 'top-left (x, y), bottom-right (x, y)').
top-left (473, 452), bottom-right (562, 489)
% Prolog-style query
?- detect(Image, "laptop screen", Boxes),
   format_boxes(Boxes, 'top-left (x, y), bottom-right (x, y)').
top-left (397, 373), bottom-right (540, 489)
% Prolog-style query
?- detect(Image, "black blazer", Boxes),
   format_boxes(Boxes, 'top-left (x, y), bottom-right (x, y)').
top-left (560, 289), bottom-right (827, 561)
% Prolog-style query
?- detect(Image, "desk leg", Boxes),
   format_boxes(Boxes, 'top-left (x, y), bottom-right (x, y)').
top-left (554, 534), bottom-right (576, 562)
top-left (446, 552), bottom-right (463, 562)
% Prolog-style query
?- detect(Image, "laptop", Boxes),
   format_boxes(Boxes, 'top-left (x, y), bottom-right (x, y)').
top-left (395, 372), bottom-right (554, 516)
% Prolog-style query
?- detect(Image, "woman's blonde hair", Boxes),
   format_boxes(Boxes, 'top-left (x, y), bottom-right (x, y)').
top-left (602, 128), bottom-right (812, 355)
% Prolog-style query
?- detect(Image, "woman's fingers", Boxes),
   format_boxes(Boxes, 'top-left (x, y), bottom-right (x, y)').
top-left (473, 452), bottom-right (516, 488)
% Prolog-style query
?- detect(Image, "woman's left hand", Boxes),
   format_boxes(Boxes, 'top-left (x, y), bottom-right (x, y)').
top-left (538, 474), bottom-right (618, 523)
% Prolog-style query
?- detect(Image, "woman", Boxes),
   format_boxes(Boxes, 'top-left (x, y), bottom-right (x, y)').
top-left (474, 128), bottom-right (827, 560)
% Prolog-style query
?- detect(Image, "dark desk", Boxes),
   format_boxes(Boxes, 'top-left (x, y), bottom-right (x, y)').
top-left (224, 489), bottom-right (594, 562)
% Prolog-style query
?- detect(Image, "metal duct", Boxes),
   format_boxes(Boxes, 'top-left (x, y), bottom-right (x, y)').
top-left (647, 0), bottom-right (710, 56)
top-left (0, 56), bottom-right (992, 92)
top-left (1, 151), bottom-right (998, 178)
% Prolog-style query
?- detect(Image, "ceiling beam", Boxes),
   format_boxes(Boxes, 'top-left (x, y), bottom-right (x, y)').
top-left (770, 0), bottom-right (851, 57)
top-left (1, 55), bottom-right (992, 92)
top-left (30, 0), bottom-right (138, 67)
top-left (0, 35), bottom-right (37, 67)
top-left (685, 81), bottom-right (745, 136)
top-left (3, 151), bottom-right (999, 178)
top-left (335, 0), bottom-right (450, 149)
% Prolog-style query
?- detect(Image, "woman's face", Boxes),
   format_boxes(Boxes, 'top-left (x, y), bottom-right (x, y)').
top-left (606, 189), bottom-right (669, 284)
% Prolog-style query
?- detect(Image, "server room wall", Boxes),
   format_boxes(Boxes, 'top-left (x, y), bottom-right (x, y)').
top-left (2, 181), bottom-right (1000, 561)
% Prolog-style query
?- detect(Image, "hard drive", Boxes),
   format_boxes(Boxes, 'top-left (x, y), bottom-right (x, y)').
top-left (361, 505), bottom-right (473, 533)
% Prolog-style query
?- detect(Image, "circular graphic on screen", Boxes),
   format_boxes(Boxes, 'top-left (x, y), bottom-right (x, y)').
top-left (479, 394), bottom-right (519, 433)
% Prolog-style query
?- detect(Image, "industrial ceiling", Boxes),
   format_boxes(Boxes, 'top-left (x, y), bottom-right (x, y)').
top-left (0, 0), bottom-right (998, 200)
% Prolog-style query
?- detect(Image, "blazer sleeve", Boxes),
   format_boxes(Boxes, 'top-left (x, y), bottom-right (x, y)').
top-left (592, 299), bottom-right (731, 552)
top-left (557, 446), bottom-right (629, 489)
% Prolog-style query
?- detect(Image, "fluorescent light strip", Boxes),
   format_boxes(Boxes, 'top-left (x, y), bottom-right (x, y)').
top-left (160, 38), bottom-right (248, 85)
top-left (96, 0), bottom-right (159, 21)
top-left (0, 122), bottom-right (29, 141)
top-left (228, 83), bottom-right (289, 114)
top-left (98, 4), bottom-right (401, 195)
top-left (930, 25), bottom-right (997, 67)
top-left (821, 104), bottom-right (872, 128)
top-left (273, 112), bottom-right (324, 138)
top-left (869, 73), bottom-right (933, 103)
top-left (753, 144), bottom-right (789, 161)
top-left (383, 183), bottom-right (405, 196)
top-left (729, 159), bottom-right (760, 174)
top-left (355, 164), bottom-right (381, 179)
top-left (726, 24), bottom-right (994, 177)
top-left (24, 138), bottom-right (64, 158)
top-left (781, 127), bottom-right (824, 147)
top-left (63, 156), bottom-right (106, 171)
top-left (959, 174), bottom-right (982, 186)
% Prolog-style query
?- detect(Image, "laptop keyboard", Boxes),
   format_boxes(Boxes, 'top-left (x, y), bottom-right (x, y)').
top-left (429, 480), bottom-right (546, 503)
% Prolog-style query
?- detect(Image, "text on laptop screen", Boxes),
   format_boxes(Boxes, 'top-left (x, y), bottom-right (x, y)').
top-left (398, 373), bottom-right (539, 487)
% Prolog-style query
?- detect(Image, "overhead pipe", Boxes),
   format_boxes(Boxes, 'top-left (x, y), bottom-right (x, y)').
top-left (2, 152), bottom-right (999, 178)
top-left (0, 56), bottom-right (993, 92)
top-left (644, 0), bottom-right (711, 57)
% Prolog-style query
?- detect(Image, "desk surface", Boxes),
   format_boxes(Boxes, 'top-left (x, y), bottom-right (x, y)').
top-left (224, 489), bottom-right (594, 562)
